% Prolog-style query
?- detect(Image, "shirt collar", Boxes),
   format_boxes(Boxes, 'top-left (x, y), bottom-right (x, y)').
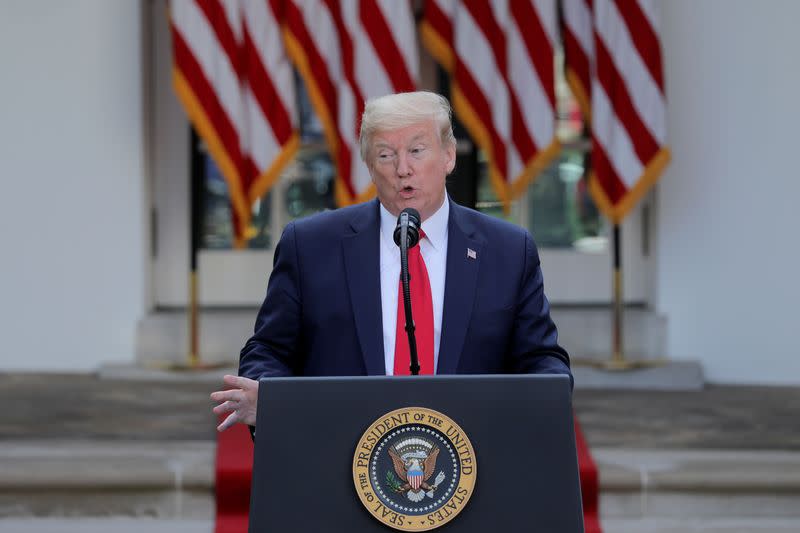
top-left (379, 197), bottom-right (449, 252)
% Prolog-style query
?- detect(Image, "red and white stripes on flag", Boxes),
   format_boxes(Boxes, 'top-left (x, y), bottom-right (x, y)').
top-left (282, 0), bottom-right (418, 207)
top-left (563, 0), bottom-right (671, 223)
top-left (171, 0), bottom-right (299, 247)
top-left (561, 0), bottom-right (594, 123)
top-left (421, 0), bottom-right (560, 207)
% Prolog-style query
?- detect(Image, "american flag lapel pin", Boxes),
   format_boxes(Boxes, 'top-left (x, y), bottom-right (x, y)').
top-left (467, 248), bottom-right (477, 260)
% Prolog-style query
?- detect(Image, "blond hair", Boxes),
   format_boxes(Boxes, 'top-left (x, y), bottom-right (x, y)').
top-left (359, 91), bottom-right (456, 161)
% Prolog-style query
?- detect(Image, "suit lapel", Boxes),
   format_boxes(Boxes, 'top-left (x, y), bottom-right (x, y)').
top-left (342, 200), bottom-right (386, 375)
top-left (438, 201), bottom-right (482, 374)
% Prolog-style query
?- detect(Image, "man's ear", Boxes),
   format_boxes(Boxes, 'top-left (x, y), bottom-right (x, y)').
top-left (445, 141), bottom-right (456, 174)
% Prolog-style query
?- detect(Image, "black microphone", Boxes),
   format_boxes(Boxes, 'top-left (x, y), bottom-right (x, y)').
top-left (393, 208), bottom-right (421, 249)
top-left (393, 208), bottom-right (422, 375)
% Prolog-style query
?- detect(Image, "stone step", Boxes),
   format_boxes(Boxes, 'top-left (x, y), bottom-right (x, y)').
top-left (3, 441), bottom-right (799, 521)
top-left (4, 518), bottom-right (800, 533)
top-left (0, 519), bottom-right (213, 533)
top-left (136, 306), bottom-right (670, 365)
top-left (134, 307), bottom-right (698, 390)
top-left (596, 448), bottom-right (800, 519)
top-left (97, 361), bottom-right (706, 392)
top-left (136, 309), bottom-right (252, 366)
top-left (551, 306), bottom-right (668, 362)
top-left (602, 518), bottom-right (800, 533)
top-left (0, 441), bottom-right (214, 519)
top-left (572, 360), bottom-right (704, 390)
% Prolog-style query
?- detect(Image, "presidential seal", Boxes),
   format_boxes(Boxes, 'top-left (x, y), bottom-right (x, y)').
top-left (352, 407), bottom-right (476, 531)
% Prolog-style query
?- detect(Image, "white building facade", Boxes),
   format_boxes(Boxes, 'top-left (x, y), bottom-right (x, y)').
top-left (1, 0), bottom-right (798, 385)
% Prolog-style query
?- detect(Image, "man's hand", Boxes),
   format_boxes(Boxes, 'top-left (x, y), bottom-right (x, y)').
top-left (210, 375), bottom-right (259, 432)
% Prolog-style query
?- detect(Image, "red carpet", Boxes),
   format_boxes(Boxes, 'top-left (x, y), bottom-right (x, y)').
top-left (215, 417), bottom-right (601, 533)
top-left (214, 420), bottom-right (253, 533)
top-left (575, 418), bottom-right (603, 533)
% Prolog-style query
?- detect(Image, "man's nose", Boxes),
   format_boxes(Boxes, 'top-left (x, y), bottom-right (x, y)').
top-left (396, 152), bottom-right (412, 177)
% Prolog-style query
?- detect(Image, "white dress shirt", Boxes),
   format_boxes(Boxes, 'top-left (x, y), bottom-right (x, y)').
top-left (379, 199), bottom-right (449, 375)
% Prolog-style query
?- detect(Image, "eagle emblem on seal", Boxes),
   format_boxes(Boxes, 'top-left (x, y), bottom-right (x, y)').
top-left (386, 437), bottom-right (447, 502)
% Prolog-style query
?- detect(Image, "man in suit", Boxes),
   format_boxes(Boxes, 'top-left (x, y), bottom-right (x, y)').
top-left (211, 91), bottom-right (570, 432)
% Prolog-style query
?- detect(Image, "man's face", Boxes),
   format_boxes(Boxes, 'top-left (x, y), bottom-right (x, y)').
top-left (367, 121), bottom-right (456, 221)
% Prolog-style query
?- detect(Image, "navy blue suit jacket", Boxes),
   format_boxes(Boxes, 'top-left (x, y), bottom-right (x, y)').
top-left (239, 199), bottom-right (571, 381)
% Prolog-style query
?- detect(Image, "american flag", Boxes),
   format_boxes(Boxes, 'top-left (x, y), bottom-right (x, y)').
top-left (170, 0), bottom-right (299, 247)
top-left (561, 0), bottom-right (594, 123)
top-left (563, 0), bottom-right (671, 222)
top-left (282, 0), bottom-right (419, 207)
top-left (421, 0), bottom-right (561, 208)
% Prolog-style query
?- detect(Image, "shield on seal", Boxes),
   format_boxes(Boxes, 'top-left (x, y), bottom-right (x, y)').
top-left (407, 466), bottom-right (424, 490)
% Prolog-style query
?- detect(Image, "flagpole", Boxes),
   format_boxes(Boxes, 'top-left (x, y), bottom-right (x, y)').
top-left (606, 223), bottom-right (629, 369)
top-left (188, 128), bottom-right (202, 368)
top-left (592, 219), bottom-right (664, 371)
top-left (176, 129), bottom-right (232, 371)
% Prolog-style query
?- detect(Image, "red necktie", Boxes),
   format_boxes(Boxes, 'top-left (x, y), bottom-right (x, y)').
top-left (394, 231), bottom-right (435, 375)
